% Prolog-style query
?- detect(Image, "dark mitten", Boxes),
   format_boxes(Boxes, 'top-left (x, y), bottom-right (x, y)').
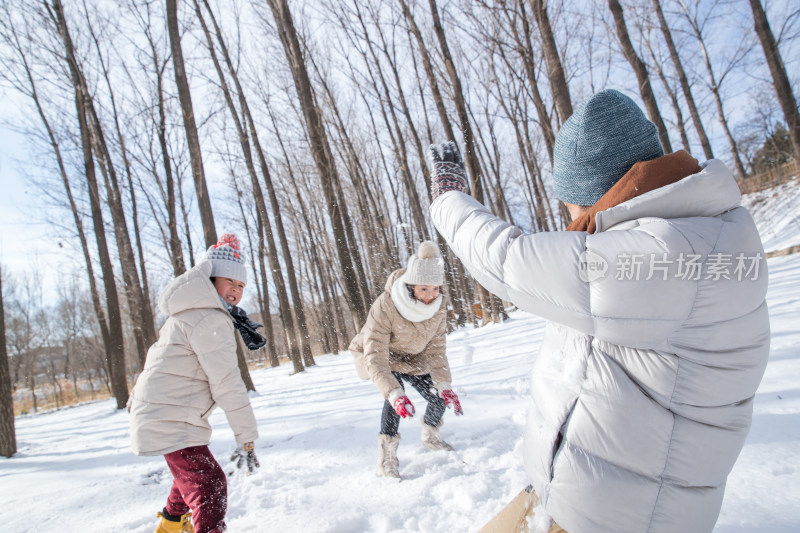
top-left (231, 442), bottom-right (260, 474)
top-left (429, 141), bottom-right (468, 200)
top-left (227, 304), bottom-right (267, 350)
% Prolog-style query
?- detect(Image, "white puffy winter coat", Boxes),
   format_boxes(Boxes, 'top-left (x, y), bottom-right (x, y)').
top-left (129, 260), bottom-right (258, 456)
top-left (430, 160), bottom-right (769, 533)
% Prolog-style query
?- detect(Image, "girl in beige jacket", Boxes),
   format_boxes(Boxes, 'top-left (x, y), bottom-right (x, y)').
top-left (129, 234), bottom-right (264, 533)
top-left (350, 241), bottom-right (463, 478)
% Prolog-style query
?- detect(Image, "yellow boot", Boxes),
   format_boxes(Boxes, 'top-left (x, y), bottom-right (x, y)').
top-left (154, 509), bottom-right (194, 533)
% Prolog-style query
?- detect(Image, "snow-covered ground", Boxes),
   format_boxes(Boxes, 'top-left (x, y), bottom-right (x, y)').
top-left (742, 177), bottom-right (800, 254)
top-left (3, 254), bottom-right (799, 532)
top-left (2, 181), bottom-right (800, 532)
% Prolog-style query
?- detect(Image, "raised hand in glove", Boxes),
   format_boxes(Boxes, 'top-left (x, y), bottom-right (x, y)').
top-left (440, 389), bottom-right (464, 416)
top-left (429, 141), bottom-right (468, 201)
top-left (231, 441), bottom-right (260, 474)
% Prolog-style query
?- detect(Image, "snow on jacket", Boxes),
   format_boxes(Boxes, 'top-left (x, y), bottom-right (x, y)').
top-left (129, 260), bottom-right (259, 456)
top-left (349, 268), bottom-right (451, 399)
top-left (430, 159), bottom-right (769, 533)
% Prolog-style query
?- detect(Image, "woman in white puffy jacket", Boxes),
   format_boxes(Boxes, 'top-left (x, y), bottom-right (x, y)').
top-left (428, 90), bottom-right (769, 533)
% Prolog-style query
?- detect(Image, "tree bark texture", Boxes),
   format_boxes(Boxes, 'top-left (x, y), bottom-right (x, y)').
top-left (194, 0), bottom-right (302, 375)
top-left (50, 0), bottom-right (128, 409)
top-left (748, 0), bottom-right (800, 161)
top-left (0, 267), bottom-right (16, 457)
top-left (529, 0), bottom-right (573, 124)
top-left (267, 0), bottom-right (368, 330)
top-left (652, 0), bottom-right (714, 159)
top-left (608, 0), bottom-right (672, 154)
top-left (166, 0), bottom-right (217, 248)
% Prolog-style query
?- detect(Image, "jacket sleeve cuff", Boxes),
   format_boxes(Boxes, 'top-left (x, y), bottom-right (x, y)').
top-left (435, 381), bottom-right (452, 394)
top-left (235, 429), bottom-right (259, 445)
top-left (388, 388), bottom-right (405, 404)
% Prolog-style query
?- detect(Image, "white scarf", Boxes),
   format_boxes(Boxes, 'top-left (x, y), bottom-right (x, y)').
top-left (390, 277), bottom-right (442, 323)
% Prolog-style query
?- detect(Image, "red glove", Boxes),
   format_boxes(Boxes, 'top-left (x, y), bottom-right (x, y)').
top-left (394, 395), bottom-right (416, 418)
top-left (441, 389), bottom-right (463, 415)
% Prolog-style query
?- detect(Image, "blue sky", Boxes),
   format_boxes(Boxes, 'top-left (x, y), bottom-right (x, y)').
top-left (0, 121), bottom-right (63, 296)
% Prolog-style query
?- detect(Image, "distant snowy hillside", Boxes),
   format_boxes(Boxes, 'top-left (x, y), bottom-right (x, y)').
top-left (742, 176), bottom-right (800, 253)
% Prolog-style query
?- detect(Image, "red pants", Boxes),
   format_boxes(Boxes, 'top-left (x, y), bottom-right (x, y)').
top-left (164, 445), bottom-right (227, 533)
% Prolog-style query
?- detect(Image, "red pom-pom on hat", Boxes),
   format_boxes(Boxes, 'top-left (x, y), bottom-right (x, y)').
top-left (214, 233), bottom-right (241, 251)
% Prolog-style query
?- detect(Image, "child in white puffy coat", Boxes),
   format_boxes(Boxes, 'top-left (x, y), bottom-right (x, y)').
top-left (129, 234), bottom-right (265, 533)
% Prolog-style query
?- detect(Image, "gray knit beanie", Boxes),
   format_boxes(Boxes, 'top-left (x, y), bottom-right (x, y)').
top-left (403, 241), bottom-right (444, 286)
top-left (553, 89), bottom-right (664, 206)
top-left (206, 233), bottom-right (247, 284)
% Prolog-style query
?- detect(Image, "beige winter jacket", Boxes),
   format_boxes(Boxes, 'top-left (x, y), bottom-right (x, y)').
top-left (349, 269), bottom-right (451, 399)
top-left (129, 260), bottom-right (259, 456)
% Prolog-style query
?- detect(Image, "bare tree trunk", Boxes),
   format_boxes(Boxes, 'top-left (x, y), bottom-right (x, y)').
top-left (399, 0), bottom-right (474, 326)
top-left (529, 0), bottom-right (573, 124)
top-left (266, 0), bottom-right (368, 330)
top-left (286, 182), bottom-right (339, 355)
top-left (197, 0), bottom-right (314, 367)
top-left (84, 12), bottom-right (158, 365)
top-left (166, 0), bottom-right (216, 247)
top-left (504, 0), bottom-right (556, 163)
top-left (291, 170), bottom-right (354, 349)
top-left (749, 0), bottom-right (800, 161)
top-left (256, 227), bottom-right (279, 367)
top-left (608, 0), bottom-right (672, 154)
top-left (466, 98), bottom-right (514, 222)
top-left (427, 0), bottom-right (484, 201)
top-left (399, 0), bottom-right (456, 144)
top-left (194, 0), bottom-right (303, 375)
top-left (644, 37), bottom-right (691, 152)
top-left (233, 178), bottom-right (278, 367)
top-left (3, 17), bottom-right (113, 361)
top-left (234, 338), bottom-right (255, 391)
top-left (363, 2), bottom-right (433, 197)
top-left (49, 0), bottom-right (128, 409)
top-left (0, 266), bottom-right (16, 457)
top-left (355, 39), bottom-right (428, 242)
top-left (677, 0), bottom-right (747, 176)
top-left (652, 0), bottom-right (714, 159)
top-left (352, 4), bottom-right (429, 244)
top-left (51, 2), bottom-right (154, 370)
top-left (178, 173), bottom-right (196, 267)
top-left (311, 58), bottom-right (396, 284)
top-left (142, 16), bottom-right (187, 275)
top-left (80, 67), bottom-right (155, 369)
top-left (367, 1), bottom-right (438, 208)
top-left (428, 0), bottom-right (500, 322)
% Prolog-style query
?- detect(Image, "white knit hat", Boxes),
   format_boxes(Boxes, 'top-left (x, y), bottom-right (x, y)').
top-left (206, 233), bottom-right (247, 284)
top-left (402, 241), bottom-right (444, 286)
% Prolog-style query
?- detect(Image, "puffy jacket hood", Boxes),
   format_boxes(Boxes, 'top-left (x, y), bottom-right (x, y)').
top-left (158, 260), bottom-right (224, 317)
top-left (595, 159), bottom-right (740, 232)
top-left (384, 268), bottom-right (405, 294)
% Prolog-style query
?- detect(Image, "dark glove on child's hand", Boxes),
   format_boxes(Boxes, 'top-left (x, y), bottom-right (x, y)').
top-left (429, 141), bottom-right (468, 200)
top-left (231, 442), bottom-right (260, 474)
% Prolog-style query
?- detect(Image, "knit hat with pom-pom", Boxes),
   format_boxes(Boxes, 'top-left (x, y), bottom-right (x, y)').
top-left (402, 241), bottom-right (444, 286)
top-left (206, 233), bottom-right (247, 284)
